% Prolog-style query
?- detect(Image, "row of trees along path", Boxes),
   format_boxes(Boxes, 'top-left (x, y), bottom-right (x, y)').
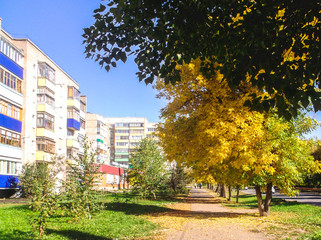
top-left (165, 188), bottom-right (270, 240)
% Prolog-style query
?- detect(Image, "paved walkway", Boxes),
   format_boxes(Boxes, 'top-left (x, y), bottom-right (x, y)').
top-left (165, 189), bottom-right (271, 240)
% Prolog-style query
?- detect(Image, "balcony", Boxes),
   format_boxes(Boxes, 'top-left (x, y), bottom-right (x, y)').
top-left (0, 113), bottom-right (22, 133)
top-left (37, 103), bottom-right (55, 116)
top-left (36, 128), bottom-right (55, 139)
top-left (66, 139), bottom-right (80, 149)
top-left (67, 98), bottom-right (80, 110)
top-left (0, 51), bottom-right (23, 79)
top-left (67, 119), bottom-right (80, 131)
top-left (0, 175), bottom-right (19, 189)
top-left (35, 151), bottom-right (53, 162)
top-left (0, 144), bottom-right (22, 159)
top-left (37, 77), bottom-right (55, 92)
top-left (0, 81), bottom-right (23, 106)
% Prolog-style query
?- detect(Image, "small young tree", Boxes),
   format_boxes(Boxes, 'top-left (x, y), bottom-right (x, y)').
top-left (168, 162), bottom-right (191, 194)
top-left (63, 139), bottom-right (102, 220)
top-left (19, 156), bottom-right (65, 238)
top-left (128, 138), bottom-right (169, 199)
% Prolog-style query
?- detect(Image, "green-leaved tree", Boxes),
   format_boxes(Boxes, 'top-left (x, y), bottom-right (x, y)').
top-left (83, 0), bottom-right (321, 119)
top-left (128, 138), bottom-right (169, 199)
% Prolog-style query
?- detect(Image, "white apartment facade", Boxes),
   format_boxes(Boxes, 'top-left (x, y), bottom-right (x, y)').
top-left (0, 20), bottom-right (24, 195)
top-left (0, 19), bottom-right (86, 196)
top-left (85, 113), bottom-right (110, 164)
top-left (103, 117), bottom-right (157, 167)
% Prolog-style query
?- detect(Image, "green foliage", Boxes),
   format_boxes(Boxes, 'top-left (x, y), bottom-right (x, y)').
top-left (250, 114), bottom-right (320, 196)
top-left (83, 0), bottom-right (321, 119)
top-left (128, 138), bottom-right (169, 199)
top-left (167, 164), bottom-right (191, 194)
top-left (304, 142), bottom-right (321, 188)
top-left (19, 158), bottom-right (64, 238)
top-left (62, 140), bottom-right (102, 220)
top-left (0, 193), bottom-right (170, 240)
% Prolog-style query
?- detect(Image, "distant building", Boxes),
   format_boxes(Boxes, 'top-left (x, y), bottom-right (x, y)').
top-left (85, 113), bottom-right (111, 164)
top-left (103, 117), bottom-right (157, 167)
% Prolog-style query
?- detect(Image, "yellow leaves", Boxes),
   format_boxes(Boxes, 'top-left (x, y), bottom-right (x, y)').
top-left (277, 9), bottom-right (285, 18)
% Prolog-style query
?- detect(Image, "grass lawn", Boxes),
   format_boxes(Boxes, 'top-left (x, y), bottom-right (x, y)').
top-left (0, 192), bottom-right (179, 240)
top-left (223, 193), bottom-right (321, 240)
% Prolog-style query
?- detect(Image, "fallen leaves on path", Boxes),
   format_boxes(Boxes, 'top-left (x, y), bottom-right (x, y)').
top-left (140, 191), bottom-right (307, 240)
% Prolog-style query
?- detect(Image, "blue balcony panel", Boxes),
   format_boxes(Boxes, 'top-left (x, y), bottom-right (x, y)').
top-left (0, 52), bottom-right (23, 79)
top-left (0, 113), bottom-right (22, 132)
top-left (0, 175), bottom-right (19, 189)
top-left (67, 118), bottom-right (80, 130)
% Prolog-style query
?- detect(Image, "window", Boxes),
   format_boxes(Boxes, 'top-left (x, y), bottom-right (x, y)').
top-left (80, 118), bottom-right (85, 129)
top-left (129, 123), bottom-right (144, 127)
top-left (38, 62), bottom-right (55, 83)
top-left (37, 93), bottom-right (55, 107)
top-left (115, 135), bottom-right (129, 140)
top-left (80, 100), bottom-right (86, 112)
top-left (148, 128), bottom-right (156, 132)
top-left (78, 134), bottom-right (85, 148)
top-left (116, 142), bottom-right (128, 146)
top-left (115, 130), bottom-right (129, 134)
top-left (0, 128), bottom-right (21, 147)
top-left (0, 68), bottom-right (22, 93)
top-left (67, 129), bottom-right (74, 136)
top-left (67, 147), bottom-right (78, 159)
top-left (116, 123), bottom-right (129, 127)
top-left (115, 148), bottom-right (129, 153)
top-left (130, 135), bottom-right (142, 140)
top-left (67, 86), bottom-right (80, 100)
top-left (67, 108), bottom-right (80, 122)
top-left (36, 137), bottom-right (55, 153)
top-left (130, 142), bottom-right (139, 146)
top-left (130, 129), bottom-right (144, 134)
top-left (0, 36), bottom-right (24, 65)
top-left (0, 99), bottom-right (22, 121)
top-left (0, 160), bottom-right (19, 175)
top-left (37, 112), bottom-right (55, 130)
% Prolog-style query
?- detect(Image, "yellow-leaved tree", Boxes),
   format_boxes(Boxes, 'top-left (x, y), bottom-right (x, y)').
top-left (156, 59), bottom-right (320, 216)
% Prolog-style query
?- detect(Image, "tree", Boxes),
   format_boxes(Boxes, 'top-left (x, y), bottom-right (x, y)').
top-left (63, 140), bottom-right (102, 220)
top-left (83, 0), bottom-right (321, 119)
top-left (156, 59), bottom-right (320, 216)
top-left (249, 114), bottom-right (319, 216)
top-left (156, 59), bottom-right (265, 191)
top-left (167, 162), bottom-right (191, 194)
top-left (128, 138), bottom-right (169, 199)
top-left (303, 141), bottom-right (321, 188)
top-left (19, 156), bottom-right (65, 238)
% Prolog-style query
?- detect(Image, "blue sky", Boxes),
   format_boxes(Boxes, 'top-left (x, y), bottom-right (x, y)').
top-left (0, 0), bottom-right (166, 123)
top-left (0, 0), bottom-right (320, 138)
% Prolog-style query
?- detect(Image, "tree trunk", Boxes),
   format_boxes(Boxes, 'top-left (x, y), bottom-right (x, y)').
top-left (215, 184), bottom-right (220, 193)
top-left (236, 185), bottom-right (240, 203)
top-left (264, 182), bottom-right (273, 215)
top-left (220, 184), bottom-right (226, 198)
top-left (255, 185), bottom-right (268, 217)
top-left (152, 191), bottom-right (156, 200)
top-left (228, 185), bottom-right (232, 201)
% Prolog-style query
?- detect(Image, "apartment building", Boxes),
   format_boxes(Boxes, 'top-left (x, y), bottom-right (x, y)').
top-left (103, 117), bottom-right (157, 167)
top-left (12, 39), bottom-right (86, 165)
top-left (85, 113), bottom-right (110, 164)
top-left (0, 21), bottom-right (24, 195)
top-left (0, 19), bottom-right (86, 196)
